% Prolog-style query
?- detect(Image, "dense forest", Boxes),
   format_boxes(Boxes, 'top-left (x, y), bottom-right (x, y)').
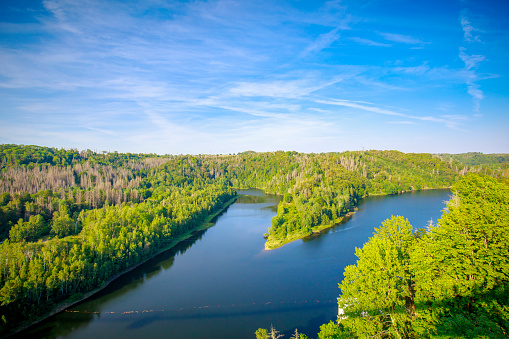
top-left (256, 174), bottom-right (509, 338)
top-left (0, 144), bottom-right (507, 335)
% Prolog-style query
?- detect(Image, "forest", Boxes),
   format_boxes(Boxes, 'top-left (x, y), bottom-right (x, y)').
top-left (0, 144), bottom-right (507, 335)
top-left (256, 173), bottom-right (509, 338)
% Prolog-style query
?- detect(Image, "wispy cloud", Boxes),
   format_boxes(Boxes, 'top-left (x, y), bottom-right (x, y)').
top-left (378, 32), bottom-right (425, 45)
top-left (212, 104), bottom-right (291, 119)
top-left (315, 98), bottom-right (468, 130)
top-left (466, 82), bottom-right (484, 112)
top-left (459, 20), bottom-right (485, 113)
top-left (228, 74), bottom-right (345, 99)
top-left (460, 10), bottom-right (481, 42)
top-left (349, 37), bottom-right (391, 47)
top-left (229, 80), bottom-right (314, 99)
top-left (315, 98), bottom-right (405, 117)
top-left (387, 121), bottom-right (417, 125)
top-left (459, 48), bottom-right (485, 70)
top-left (301, 26), bottom-right (342, 57)
top-left (0, 0), bottom-right (506, 153)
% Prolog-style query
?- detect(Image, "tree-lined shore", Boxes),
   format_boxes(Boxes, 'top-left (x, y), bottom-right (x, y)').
top-left (257, 173), bottom-right (509, 338)
top-left (0, 144), bottom-right (507, 335)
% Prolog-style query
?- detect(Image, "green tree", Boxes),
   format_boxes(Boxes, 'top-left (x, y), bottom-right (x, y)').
top-left (255, 328), bottom-right (269, 339)
top-left (50, 206), bottom-right (74, 238)
top-left (338, 216), bottom-right (417, 338)
top-left (317, 321), bottom-right (344, 339)
top-left (410, 174), bottom-right (509, 337)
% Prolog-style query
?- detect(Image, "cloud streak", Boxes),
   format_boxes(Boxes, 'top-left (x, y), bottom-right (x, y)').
top-left (314, 98), bottom-right (468, 130)
top-left (458, 7), bottom-right (485, 113)
top-left (378, 32), bottom-right (425, 45)
top-left (460, 10), bottom-right (481, 42)
top-left (301, 26), bottom-right (342, 57)
top-left (349, 37), bottom-right (391, 47)
top-left (0, 0), bottom-right (506, 154)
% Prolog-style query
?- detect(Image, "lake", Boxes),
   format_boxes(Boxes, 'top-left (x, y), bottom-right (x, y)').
top-left (17, 188), bottom-right (451, 338)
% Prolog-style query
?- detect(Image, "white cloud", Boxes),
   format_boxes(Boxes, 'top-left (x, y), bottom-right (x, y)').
top-left (301, 26), bottom-right (342, 57)
top-left (458, 48), bottom-right (485, 112)
top-left (227, 72), bottom-right (349, 99)
top-left (315, 98), bottom-right (469, 130)
top-left (460, 11), bottom-right (481, 42)
top-left (466, 83), bottom-right (484, 112)
top-left (459, 48), bottom-right (485, 70)
top-left (378, 32), bottom-right (425, 44)
top-left (0, 0), bottom-right (505, 154)
top-left (315, 98), bottom-right (406, 117)
top-left (349, 37), bottom-right (391, 47)
top-left (229, 80), bottom-right (313, 99)
top-left (387, 121), bottom-right (417, 125)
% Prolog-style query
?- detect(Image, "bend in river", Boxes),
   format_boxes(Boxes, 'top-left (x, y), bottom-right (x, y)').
top-left (16, 188), bottom-right (450, 339)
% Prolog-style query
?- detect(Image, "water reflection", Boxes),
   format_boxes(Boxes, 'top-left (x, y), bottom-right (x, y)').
top-left (16, 189), bottom-right (449, 339)
top-left (15, 229), bottom-right (210, 339)
top-left (236, 194), bottom-right (268, 204)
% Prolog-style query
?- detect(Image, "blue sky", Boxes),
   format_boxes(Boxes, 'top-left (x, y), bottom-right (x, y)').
top-left (0, 0), bottom-right (508, 154)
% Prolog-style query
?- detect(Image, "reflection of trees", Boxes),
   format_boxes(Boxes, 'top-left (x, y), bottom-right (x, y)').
top-left (15, 311), bottom-right (96, 339)
top-left (236, 195), bottom-right (267, 204)
top-left (16, 229), bottom-right (208, 339)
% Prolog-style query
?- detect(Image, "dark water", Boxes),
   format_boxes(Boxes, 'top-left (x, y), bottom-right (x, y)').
top-left (19, 189), bottom-right (450, 339)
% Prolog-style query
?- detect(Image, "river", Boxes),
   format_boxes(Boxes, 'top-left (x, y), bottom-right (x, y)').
top-left (17, 188), bottom-right (451, 338)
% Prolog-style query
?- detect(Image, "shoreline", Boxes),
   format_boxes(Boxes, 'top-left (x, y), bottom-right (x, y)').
top-left (366, 186), bottom-right (452, 197)
top-left (7, 195), bottom-right (238, 337)
top-left (264, 186), bottom-right (451, 250)
top-left (264, 211), bottom-right (356, 250)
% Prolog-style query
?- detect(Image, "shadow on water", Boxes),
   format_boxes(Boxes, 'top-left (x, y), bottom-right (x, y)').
top-left (14, 228), bottom-right (211, 339)
top-left (209, 207), bottom-right (229, 224)
top-left (92, 228), bottom-right (209, 300)
top-left (14, 311), bottom-right (96, 339)
top-left (88, 301), bottom-right (335, 331)
top-left (262, 204), bottom-right (279, 212)
top-left (17, 300), bottom-right (334, 338)
top-left (16, 188), bottom-right (449, 339)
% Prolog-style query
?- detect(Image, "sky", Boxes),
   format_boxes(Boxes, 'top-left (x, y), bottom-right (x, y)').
top-left (0, 0), bottom-right (508, 155)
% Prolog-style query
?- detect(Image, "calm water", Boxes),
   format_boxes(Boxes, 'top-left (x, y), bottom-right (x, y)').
top-left (18, 189), bottom-right (450, 339)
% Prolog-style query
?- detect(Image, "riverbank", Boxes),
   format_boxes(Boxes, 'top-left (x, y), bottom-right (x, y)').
top-left (366, 186), bottom-right (452, 197)
top-left (6, 195), bottom-right (238, 338)
top-left (264, 211), bottom-right (356, 250)
top-left (264, 186), bottom-right (452, 250)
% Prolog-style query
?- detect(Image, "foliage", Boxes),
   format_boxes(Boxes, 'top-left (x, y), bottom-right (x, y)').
top-left (317, 321), bottom-right (344, 339)
top-left (255, 328), bottom-right (269, 339)
top-left (332, 174), bottom-right (509, 338)
top-left (255, 325), bottom-right (312, 339)
top-left (1, 145), bottom-right (508, 335)
top-left (0, 149), bottom-right (234, 334)
top-left (436, 152), bottom-right (509, 169)
top-left (338, 216), bottom-right (416, 338)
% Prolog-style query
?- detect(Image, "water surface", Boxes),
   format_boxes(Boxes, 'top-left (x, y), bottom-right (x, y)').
top-left (19, 189), bottom-right (450, 338)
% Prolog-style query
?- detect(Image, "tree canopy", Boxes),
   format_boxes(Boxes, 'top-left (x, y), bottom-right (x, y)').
top-left (1, 145), bottom-right (507, 335)
top-left (333, 174), bottom-right (509, 338)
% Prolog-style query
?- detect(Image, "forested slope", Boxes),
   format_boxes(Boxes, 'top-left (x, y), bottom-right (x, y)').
top-left (257, 174), bottom-right (509, 338)
top-left (330, 173), bottom-right (509, 338)
top-left (0, 145), bottom-right (507, 334)
top-left (147, 150), bottom-right (499, 249)
top-left (0, 145), bottom-right (235, 334)
top-left (436, 152), bottom-right (509, 170)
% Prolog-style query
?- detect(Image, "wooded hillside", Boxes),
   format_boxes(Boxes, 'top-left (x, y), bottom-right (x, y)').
top-left (0, 145), bottom-right (507, 335)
